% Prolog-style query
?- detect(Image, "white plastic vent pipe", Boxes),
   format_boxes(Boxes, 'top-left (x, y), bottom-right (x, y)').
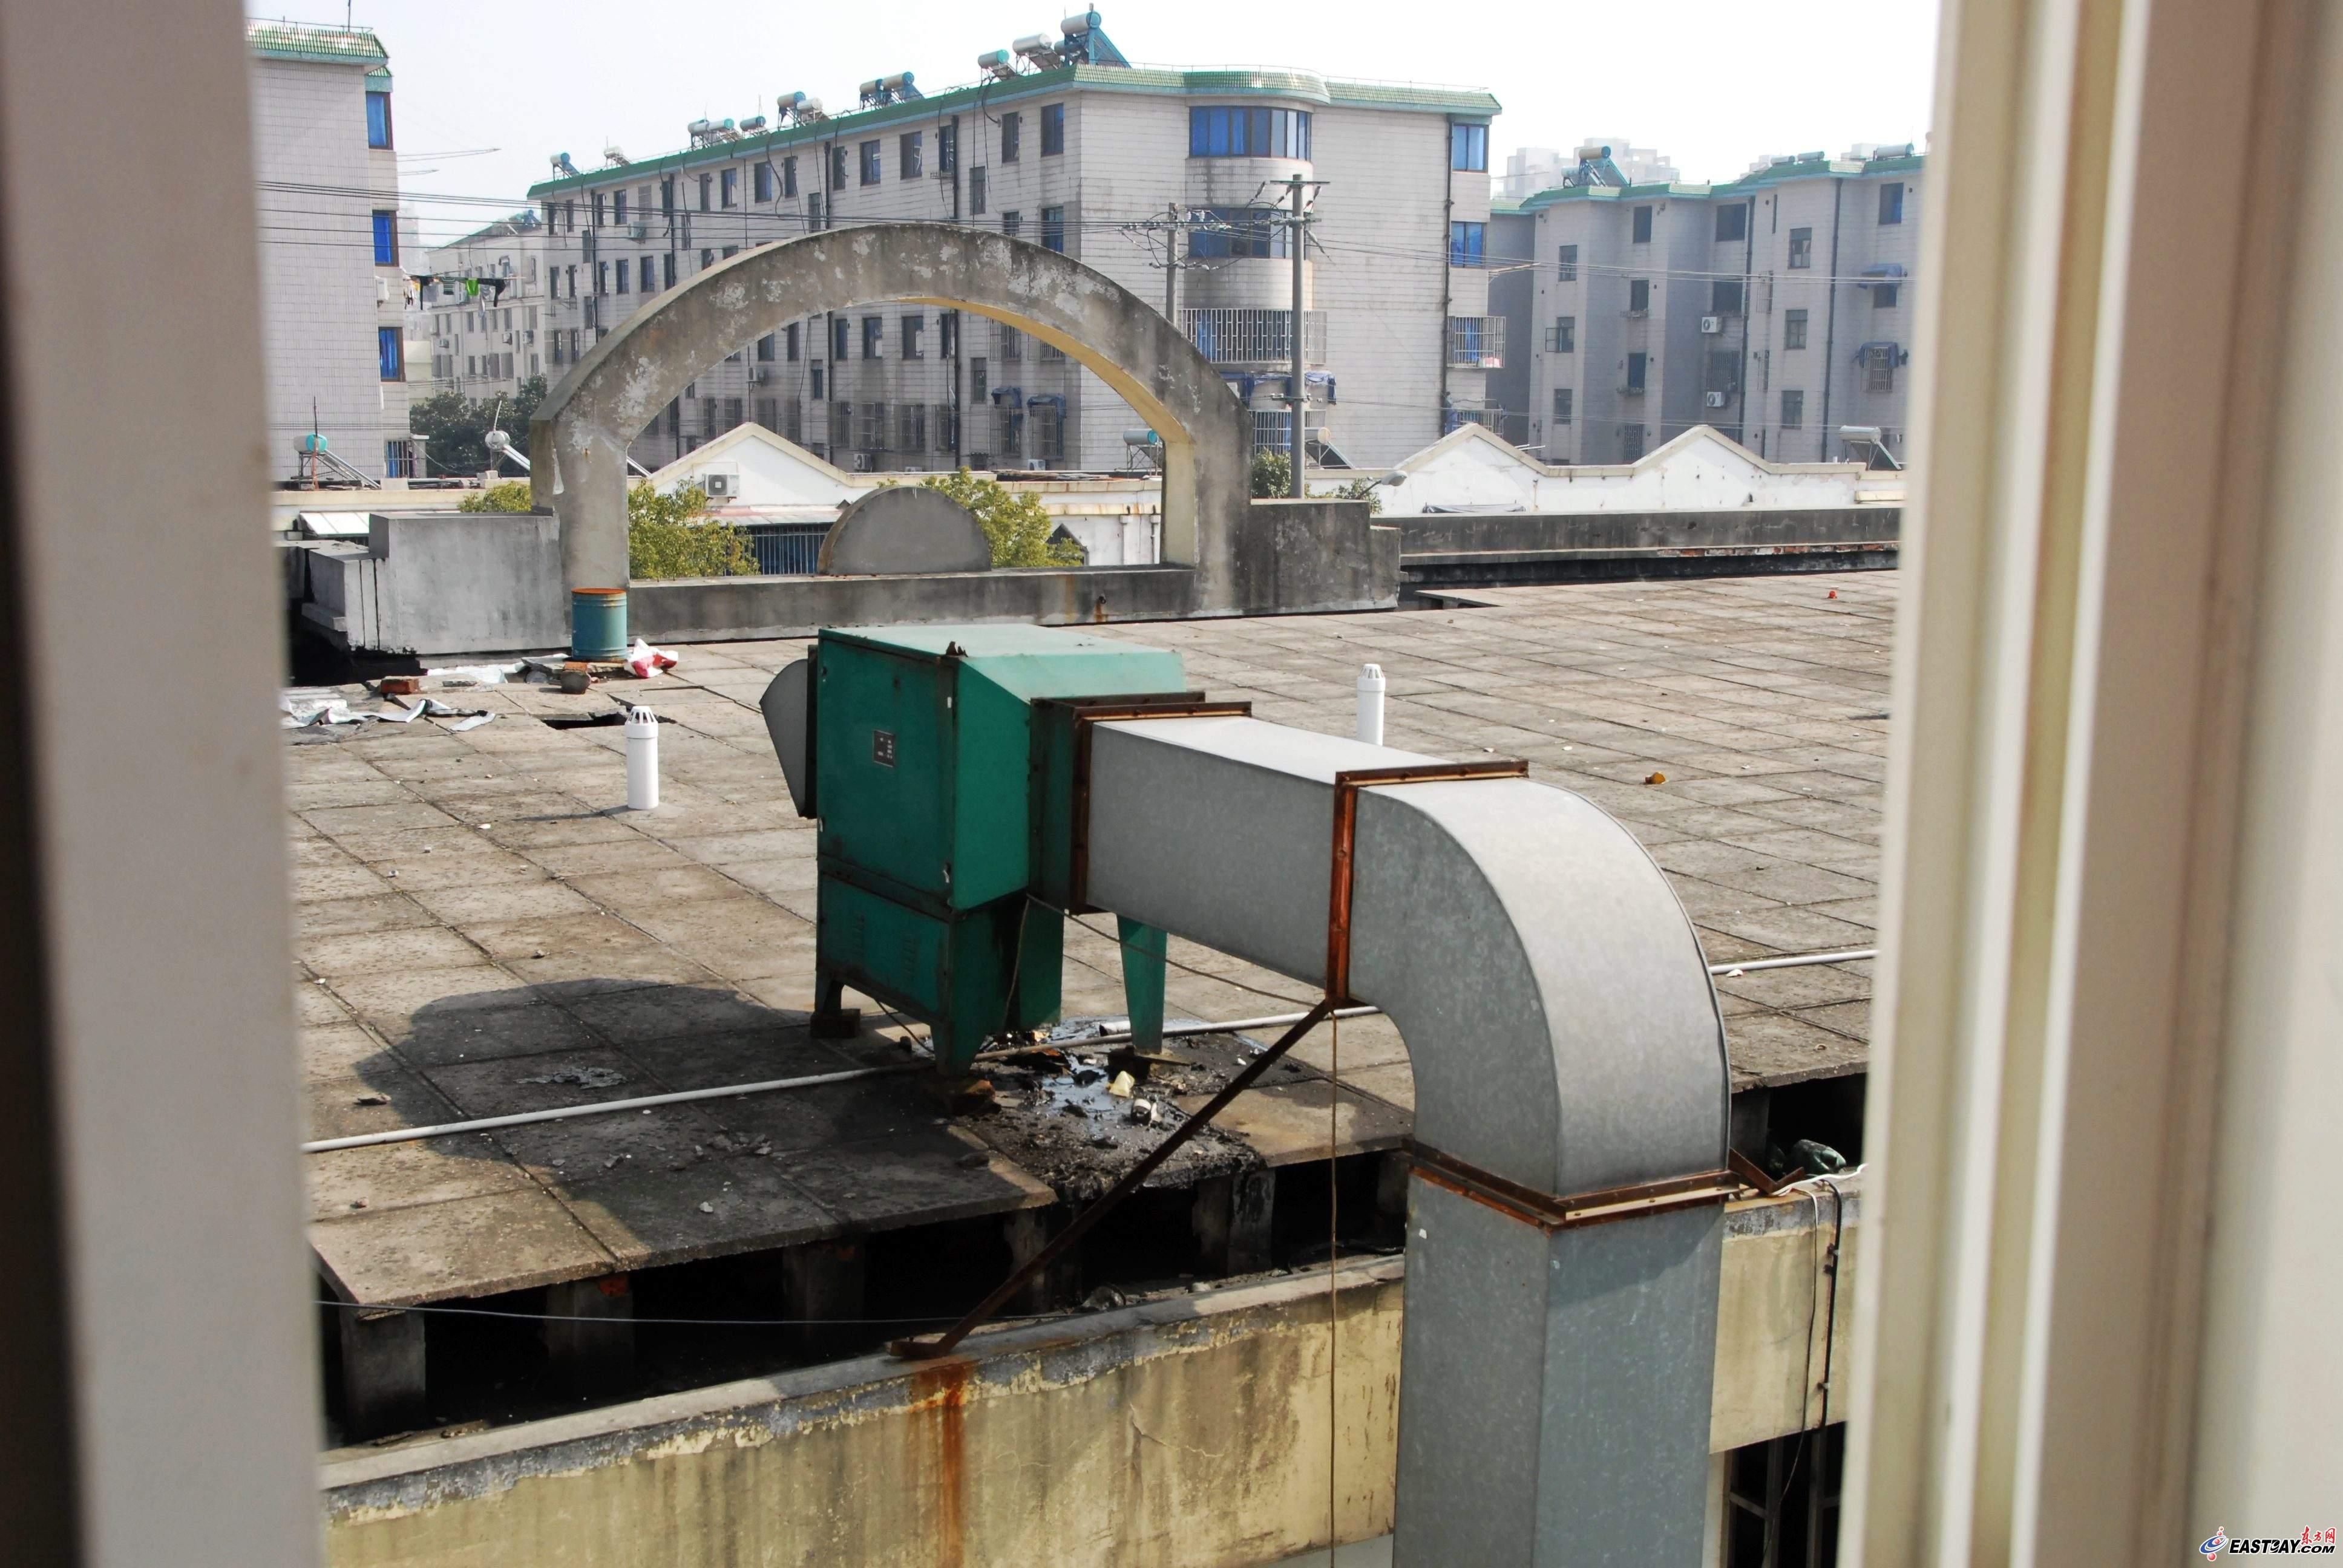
top-left (625, 706), bottom-right (660, 809)
top-left (1355, 662), bottom-right (1386, 745)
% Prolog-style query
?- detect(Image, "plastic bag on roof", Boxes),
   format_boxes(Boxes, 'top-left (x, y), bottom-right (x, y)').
top-left (626, 638), bottom-right (679, 679)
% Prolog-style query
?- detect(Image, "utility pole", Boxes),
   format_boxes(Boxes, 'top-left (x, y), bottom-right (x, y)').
top-left (1162, 202), bottom-right (1181, 324)
top-left (1286, 173), bottom-right (1307, 497)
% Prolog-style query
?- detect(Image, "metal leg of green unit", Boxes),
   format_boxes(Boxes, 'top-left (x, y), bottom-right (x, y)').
top-left (810, 970), bottom-right (861, 1039)
top-left (1002, 1206), bottom-right (1078, 1315)
top-left (1192, 1168), bottom-right (1276, 1276)
top-left (545, 1274), bottom-right (634, 1393)
top-left (338, 1304), bottom-right (425, 1440)
top-left (1116, 916), bottom-right (1168, 1054)
top-left (784, 1239), bottom-right (867, 1359)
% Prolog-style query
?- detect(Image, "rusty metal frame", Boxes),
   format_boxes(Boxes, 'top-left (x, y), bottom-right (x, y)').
top-left (1063, 694), bottom-right (1251, 911)
top-left (1406, 1139), bottom-right (1737, 1233)
top-left (1325, 759), bottom-right (1528, 1002)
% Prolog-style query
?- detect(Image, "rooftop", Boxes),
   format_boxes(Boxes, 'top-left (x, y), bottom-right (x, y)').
top-left (246, 20), bottom-right (388, 66)
top-left (293, 573), bottom-right (1886, 1312)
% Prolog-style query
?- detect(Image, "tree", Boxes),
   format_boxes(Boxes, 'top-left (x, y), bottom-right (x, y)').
top-left (457, 480), bottom-right (532, 513)
top-left (626, 482), bottom-right (757, 579)
top-left (920, 469), bottom-right (1084, 568)
top-left (407, 376), bottom-right (549, 477)
top-left (1250, 446), bottom-right (1292, 498)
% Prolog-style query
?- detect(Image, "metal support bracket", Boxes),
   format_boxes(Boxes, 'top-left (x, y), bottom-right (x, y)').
top-left (1406, 1138), bottom-right (1736, 1232)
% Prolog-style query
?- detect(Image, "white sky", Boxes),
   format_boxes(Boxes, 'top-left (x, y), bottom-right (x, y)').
top-left (261, 0), bottom-right (1942, 247)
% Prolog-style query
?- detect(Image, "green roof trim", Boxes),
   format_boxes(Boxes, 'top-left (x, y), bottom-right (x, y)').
top-left (246, 21), bottom-right (388, 66)
top-left (526, 62), bottom-right (1499, 198)
top-left (1515, 151), bottom-right (1925, 212)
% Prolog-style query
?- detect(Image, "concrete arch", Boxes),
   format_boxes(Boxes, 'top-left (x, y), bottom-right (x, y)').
top-left (529, 223), bottom-right (1252, 612)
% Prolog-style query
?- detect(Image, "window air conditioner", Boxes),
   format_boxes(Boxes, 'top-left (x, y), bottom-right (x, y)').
top-left (749, 367), bottom-right (769, 384)
top-left (628, 221), bottom-right (649, 240)
top-left (1700, 316), bottom-right (1723, 334)
top-left (1704, 390), bottom-right (1729, 408)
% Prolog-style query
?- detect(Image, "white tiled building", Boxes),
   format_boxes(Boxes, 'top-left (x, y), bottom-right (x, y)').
top-left (1518, 143), bottom-right (1924, 468)
top-left (522, 13), bottom-right (1500, 474)
top-left (247, 22), bottom-right (416, 483)
top-left (420, 212), bottom-right (559, 399)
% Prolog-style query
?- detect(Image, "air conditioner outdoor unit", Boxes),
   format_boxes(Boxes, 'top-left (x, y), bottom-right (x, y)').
top-left (1704, 390), bottom-right (1729, 408)
top-left (749, 367), bottom-right (769, 384)
top-left (1700, 316), bottom-right (1723, 334)
top-left (628, 221), bottom-right (649, 240)
top-left (704, 472), bottom-right (735, 497)
top-left (852, 452), bottom-right (876, 472)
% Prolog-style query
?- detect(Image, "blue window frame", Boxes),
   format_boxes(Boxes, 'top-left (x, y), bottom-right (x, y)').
top-left (1448, 220), bottom-right (1486, 267)
top-left (370, 210), bottom-right (396, 266)
top-left (377, 327), bottom-right (403, 381)
top-left (1450, 123), bottom-right (1487, 172)
top-left (1188, 206), bottom-right (1289, 260)
top-left (365, 90), bottom-right (392, 149)
top-left (1187, 106), bottom-right (1311, 160)
top-left (1041, 103), bottom-right (1066, 156)
top-left (1041, 206), bottom-right (1066, 253)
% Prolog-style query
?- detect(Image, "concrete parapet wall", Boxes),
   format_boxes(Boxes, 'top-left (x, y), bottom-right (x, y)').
top-left (632, 565), bottom-right (1207, 645)
top-left (1398, 506), bottom-right (1901, 589)
top-left (297, 512), bottom-right (566, 657)
top-left (320, 1183), bottom-right (1858, 1567)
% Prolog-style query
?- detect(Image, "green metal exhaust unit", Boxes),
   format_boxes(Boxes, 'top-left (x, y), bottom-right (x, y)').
top-left (761, 623), bottom-right (1187, 1073)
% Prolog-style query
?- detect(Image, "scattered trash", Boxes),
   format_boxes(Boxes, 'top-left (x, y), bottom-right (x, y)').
top-left (520, 1065), bottom-right (629, 1089)
top-left (280, 691), bottom-right (362, 728)
top-left (1106, 1070), bottom-right (1136, 1099)
top-left (424, 660), bottom-right (528, 687)
top-left (377, 676), bottom-right (421, 697)
top-left (1080, 1285), bottom-right (1130, 1312)
top-left (1827, 589), bottom-right (1838, 599)
top-left (349, 1200), bottom-right (367, 1210)
top-left (1789, 1138), bottom-right (1849, 1174)
top-left (351, 1093), bottom-right (388, 1106)
top-left (1644, 771), bottom-right (1667, 785)
top-left (557, 663), bottom-right (592, 694)
top-left (624, 638), bottom-right (679, 679)
top-left (697, 1201), bottom-right (715, 1214)
top-left (1723, 967), bottom-right (1746, 978)
top-left (476, 822), bottom-right (493, 831)
top-left (1126, 1098), bottom-right (1163, 1127)
top-left (445, 711), bottom-right (497, 733)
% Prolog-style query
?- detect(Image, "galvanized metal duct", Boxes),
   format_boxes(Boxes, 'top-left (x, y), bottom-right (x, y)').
top-left (1082, 715), bottom-right (1731, 1563)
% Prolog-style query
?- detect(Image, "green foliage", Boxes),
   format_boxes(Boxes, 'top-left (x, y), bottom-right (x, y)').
top-left (1250, 446), bottom-right (1293, 498)
top-left (920, 469), bottom-right (1084, 568)
top-left (1333, 477), bottom-right (1386, 515)
top-left (626, 483), bottom-right (758, 580)
top-left (407, 375), bottom-right (549, 475)
top-left (457, 480), bottom-right (534, 513)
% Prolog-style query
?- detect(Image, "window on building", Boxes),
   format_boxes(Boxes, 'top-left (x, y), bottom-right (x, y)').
top-left (592, 192), bottom-right (607, 227)
top-left (723, 245), bottom-right (738, 259)
top-left (1001, 112), bottom-right (1022, 162)
top-left (902, 315), bottom-right (924, 358)
top-left (1781, 389), bottom-right (1805, 428)
top-left (1789, 226), bottom-right (1814, 268)
top-left (1557, 243), bottom-right (1578, 281)
top-left (1866, 344), bottom-right (1899, 391)
top-left (1873, 283), bottom-right (1900, 309)
top-left (693, 174), bottom-right (708, 212)
top-left (1001, 325), bottom-right (1024, 361)
top-left (810, 364), bottom-right (825, 399)
top-left (1002, 210), bottom-right (1022, 239)
top-left (365, 90), bottom-right (392, 148)
top-left (614, 191), bottom-right (628, 224)
top-left (720, 168), bottom-right (738, 207)
top-left (1552, 387), bottom-right (1573, 423)
top-left (938, 123), bottom-right (957, 174)
top-left (971, 357), bottom-right (988, 402)
top-left (1715, 203), bottom-right (1749, 243)
top-left (857, 141), bottom-right (880, 186)
top-left (615, 262), bottom-right (630, 294)
top-left (756, 333), bottom-right (776, 362)
top-left (1785, 309), bottom-right (1809, 350)
top-left (753, 162), bottom-right (773, 202)
top-left (1878, 181), bottom-right (1906, 225)
top-left (662, 253), bottom-right (675, 289)
top-left (700, 247), bottom-right (715, 270)
top-left (940, 312), bottom-right (958, 356)
top-left (370, 210), bottom-right (397, 266)
top-left (1550, 316), bottom-right (1575, 353)
top-left (660, 177), bottom-right (675, 215)
top-left (862, 316), bottom-right (883, 359)
top-left (969, 166), bottom-right (988, 215)
top-left (1041, 103), bottom-right (1066, 155)
top-left (596, 261), bottom-right (609, 295)
top-left (1187, 106), bottom-right (1312, 159)
top-left (785, 398), bottom-right (803, 440)
top-left (832, 318), bottom-right (850, 359)
top-left (1622, 423), bottom-right (1646, 462)
top-left (1448, 220), bottom-right (1486, 267)
top-left (900, 132), bottom-right (923, 180)
top-left (900, 404), bottom-right (928, 452)
top-left (829, 145), bottom-right (848, 189)
top-left (1628, 277), bottom-right (1650, 313)
top-left (1450, 123), bottom-right (1487, 171)
top-left (378, 327), bottom-right (403, 381)
top-left (786, 323), bottom-right (801, 361)
top-left (1041, 206), bottom-right (1066, 253)
top-left (807, 194), bottom-right (823, 229)
top-left (782, 155), bottom-right (798, 197)
top-left (1625, 351), bottom-right (1647, 391)
top-left (718, 396), bottom-right (739, 431)
top-left (1712, 279), bottom-right (1745, 315)
top-left (1633, 204), bottom-right (1653, 243)
top-left (1188, 207), bottom-right (1291, 259)
top-left (639, 256), bottom-right (655, 292)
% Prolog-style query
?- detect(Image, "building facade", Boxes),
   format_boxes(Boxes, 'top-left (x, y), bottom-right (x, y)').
top-left (522, 15), bottom-right (1499, 474)
top-left (1518, 143), bottom-right (1922, 468)
top-left (248, 22), bottom-right (416, 483)
top-left (421, 212), bottom-right (559, 401)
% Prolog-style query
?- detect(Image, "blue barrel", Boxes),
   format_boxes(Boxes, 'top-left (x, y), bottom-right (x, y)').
top-left (571, 588), bottom-right (628, 660)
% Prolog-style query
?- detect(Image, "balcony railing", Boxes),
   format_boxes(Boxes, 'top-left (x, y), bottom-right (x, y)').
top-left (1182, 307), bottom-right (1328, 368)
top-left (1446, 315), bottom-right (1506, 370)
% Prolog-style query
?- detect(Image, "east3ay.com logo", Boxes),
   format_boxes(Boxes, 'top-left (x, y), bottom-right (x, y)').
top-left (2200, 1526), bottom-right (2338, 1558)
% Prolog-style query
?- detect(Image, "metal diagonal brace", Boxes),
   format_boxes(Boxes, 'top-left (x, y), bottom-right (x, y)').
top-left (891, 996), bottom-right (1335, 1361)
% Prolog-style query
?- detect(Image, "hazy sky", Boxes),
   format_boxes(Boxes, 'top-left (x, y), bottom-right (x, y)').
top-left (266, 0), bottom-right (1942, 247)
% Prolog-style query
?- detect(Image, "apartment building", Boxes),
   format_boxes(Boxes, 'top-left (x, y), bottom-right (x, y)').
top-left (1520, 142), bottom-right (1923, 467)
top-left (522, 12), bottom-right (1499, 474)
top-left (421, 211), bottom-right (559, 398)
top-left (248, 22), bottom-right (416, 482)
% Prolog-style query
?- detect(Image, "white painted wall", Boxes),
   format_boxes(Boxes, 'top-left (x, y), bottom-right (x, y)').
top-left (1367, 421), bottom-right (1886, 515)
